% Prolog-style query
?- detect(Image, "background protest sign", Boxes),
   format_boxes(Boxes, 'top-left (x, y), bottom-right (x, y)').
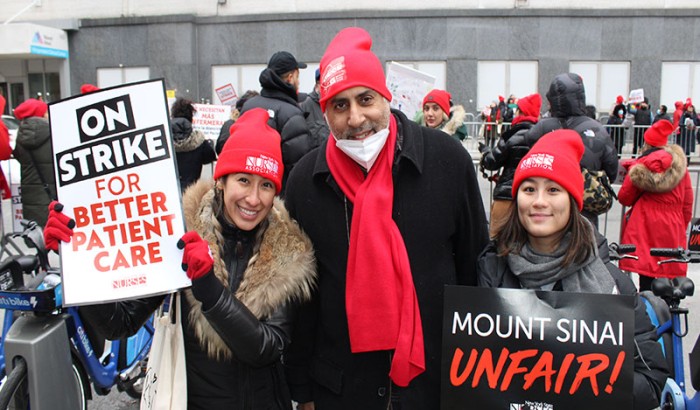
top-left (689, 218), bottom-right (700, 251)
top-left (49, 79), bottom-right (190, 306)
top-left (441, 286), bottom-right (634, 410)
top-left (629, 88), bottom-right (645, 104)
top-left (386, 61), bottom-right (435, 121)
top-left (192, 103), bottom-right (230, 141)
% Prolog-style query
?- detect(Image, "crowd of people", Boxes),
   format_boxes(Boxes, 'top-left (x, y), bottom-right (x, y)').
top-left (17, 24), bottom-right (699, 410)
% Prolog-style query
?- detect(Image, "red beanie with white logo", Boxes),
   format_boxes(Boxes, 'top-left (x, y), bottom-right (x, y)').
top-left (422, 89), bottom-right (451, 115)
top-left (319, 27), bottom-right (392, 112)
top-left (512, 129), bottom-right (585, 210)
top-left (14, 99), bottom-right (48, 120)
top-left (644, 119), bottom-right (674, 147)
top-left (80, 84), bottom-right (100, 94)
top-left (214, 108), bottom-right (284, 193)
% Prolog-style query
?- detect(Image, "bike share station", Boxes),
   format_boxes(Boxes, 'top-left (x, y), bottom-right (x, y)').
top-left (0, 223), bottom-right (80, 409)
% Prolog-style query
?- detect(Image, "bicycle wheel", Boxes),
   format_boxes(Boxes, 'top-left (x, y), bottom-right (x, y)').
top-left (71, 357), bottom-right (89, 410)
top-left (0, 356), bottom-right (28, 410)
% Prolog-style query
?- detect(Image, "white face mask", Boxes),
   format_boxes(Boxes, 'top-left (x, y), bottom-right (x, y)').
top-left (333, 127), bottom-right (390, 170)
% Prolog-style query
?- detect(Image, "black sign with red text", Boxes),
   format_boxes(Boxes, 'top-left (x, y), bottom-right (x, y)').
top-left (441, 286), bottom-right (634, 410)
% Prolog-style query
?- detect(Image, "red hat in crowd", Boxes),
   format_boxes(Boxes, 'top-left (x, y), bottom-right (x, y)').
top-left (516, 93), bottom-right (542, 118)
top-left (616, 95), bottom-right (624, 104)
top-left (498, 95), bottom-right (505, 102)
top-left (512, 129), bottom-right (585, 210)
top-left (644, 119), bottom-right (674, 147)
top-left (214, 108), bottom-right (284, 193)
top-left (13, 99), bottom-right (48, 120)
top-left (80, 84), bottom-right (100, 94)
top-left (318, 27), bottom-right (392, 113)
top-left (676, 101), bottom-right (684, 109)
top-left (422, 89), bottom-right (451, 115)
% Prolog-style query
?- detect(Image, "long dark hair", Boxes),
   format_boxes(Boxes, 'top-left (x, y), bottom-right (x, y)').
top-left (495, 195), bottom-right (595, 267)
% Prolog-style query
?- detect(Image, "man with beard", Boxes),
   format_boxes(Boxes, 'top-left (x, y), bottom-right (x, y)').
top-left (283, 27), bottom-right (489, 410)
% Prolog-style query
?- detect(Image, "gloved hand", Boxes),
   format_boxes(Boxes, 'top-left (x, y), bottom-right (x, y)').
top-left (177, 231), bottom-right (223, 309)
top-left (44, 201), bottom-right (76, 252)
top-left (177, 231), bottom-right (214, 280)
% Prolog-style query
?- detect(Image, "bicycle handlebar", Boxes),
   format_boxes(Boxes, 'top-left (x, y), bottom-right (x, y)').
top-left (650, 248), bottom-right (687, 258)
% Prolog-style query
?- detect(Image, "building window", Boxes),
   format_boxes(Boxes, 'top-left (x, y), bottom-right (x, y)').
top-left (211, 63), bottom-right (319, 105)
top-left (477, 61), bottom-right (538, 111)
top-left (660, 62), bottom-right (700, 109)
top-left (569, 62), bottom-right (629, 114)
top-left (96, 67), bottom-right (150, 88)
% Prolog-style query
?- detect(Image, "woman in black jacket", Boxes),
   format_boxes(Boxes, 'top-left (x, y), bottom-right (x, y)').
top-left (170, 98), bottom-right (217, 192)
top-left (46, 109), bottom-right (316, 410)
top-left (477, 129), bottom-right (668, 410)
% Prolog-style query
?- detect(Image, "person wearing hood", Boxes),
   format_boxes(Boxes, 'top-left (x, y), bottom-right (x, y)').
top-left (525, 73), bottom-right (619, 229)
top-left (46, 108), bottom-right (317, 410)
top-left (477, 130), bottom-right (668, 410)
top-left (479, 93), bottom-right (542, 237)
top-left (618, 120), bottom-right (693, 292)
top-left (170, 97), bottom-right (217, 192)
top-left (13, 98), bottom-right (53, 226)
top-left (241, 51), bottom-right (315, 195)
top-left (414, 89), bottom-right (468, 141)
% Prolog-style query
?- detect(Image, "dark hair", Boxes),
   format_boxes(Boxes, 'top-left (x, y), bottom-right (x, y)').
top-left (171, 97), bottom-right (196, 122)
top-left (660, 105), bottom-right (667, 114)
top-left (235, 90), bottom-right (260, 111)
top-left (584, 105), bottom-right (597, 120)
top-left (495, 194), bottom-right (595, 267)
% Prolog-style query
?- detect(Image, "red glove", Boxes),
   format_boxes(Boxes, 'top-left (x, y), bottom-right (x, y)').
top-left (44, 201), bottom-right (76, 252)
top-left (177, 231), bottom-right (214, 280)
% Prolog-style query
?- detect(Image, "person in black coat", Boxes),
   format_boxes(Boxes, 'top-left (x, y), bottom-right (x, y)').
top-left (284, 27), bottom-right (489, 410)
top-left (526, 73), bottom-right (619, 229)
top-left (241, 51), bottom-right (316, 195)
top-left (45, 109), bottom-right (317, 410)
top-left (215, 90), bottom-right (259, 155)
top-left (477, 130), bottom-right (668, 410)
top-left (170, 98), bottom-right (216, 192)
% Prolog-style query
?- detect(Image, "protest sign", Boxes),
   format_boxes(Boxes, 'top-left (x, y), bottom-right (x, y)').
top-left (442, 286), bottom-right (634, 410)
top-left (385, 62), bottom-right (435, 121)
top-left (215, 83), bottom-right (237, 106)
top-left (49, 79), bottom-right (190, 306)
top-left (689, 218), bottom-right (700, 251)
top-left (629, 89), bottom-right (644, 104)
top-left (192, 103), bottom-right (230, 141)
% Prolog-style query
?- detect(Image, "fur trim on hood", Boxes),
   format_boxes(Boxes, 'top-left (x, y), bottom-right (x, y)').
top-left (628, 144), bottom-right (687, 193)
top-left (173, 129), bottom-right (208, 153)
top-left (181, 180), bottom-right (316, 360)
top-left (441, 104), bottom-right (467, 136)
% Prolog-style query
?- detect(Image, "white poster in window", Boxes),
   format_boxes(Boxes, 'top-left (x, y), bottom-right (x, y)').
top-left (48, 79), bottom-right (190, 306)
top-left (386, 62), bottom-right (436, 121)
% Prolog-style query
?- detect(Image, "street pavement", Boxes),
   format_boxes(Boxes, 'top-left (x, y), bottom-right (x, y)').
top-left (3, 146), bottom-right (699, 408)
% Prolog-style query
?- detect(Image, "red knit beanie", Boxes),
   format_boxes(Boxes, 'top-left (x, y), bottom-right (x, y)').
top-left (512, 129), bottom-right (585, 210)
top-left (644, 119), bottom-right (674, 147)
top-left (516, 93), bottom-right (542, 118)
top-left (214, 108), bottom-right (284, 193)
top-left (13, 99), bottom-right (48, 120)
top-left (616, 95), bottom-right (623, 104)
top-left (422, 89), bottom-right (451, 115)
top-left (319, 27), bottom-right (392, 112)
top-left (80, 84), bottom-right (100, 94)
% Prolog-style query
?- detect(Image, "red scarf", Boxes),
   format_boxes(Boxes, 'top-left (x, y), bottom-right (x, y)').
top-left (326, 115), bottom-right (425, 387)
top-left (511, 116), bottom-right (538, 127)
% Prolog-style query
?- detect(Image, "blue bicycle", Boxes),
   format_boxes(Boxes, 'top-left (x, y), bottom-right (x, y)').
top-left (638, 247), bottom-right (700, 410)
top-left (0, 219), bottom-right (154, 409)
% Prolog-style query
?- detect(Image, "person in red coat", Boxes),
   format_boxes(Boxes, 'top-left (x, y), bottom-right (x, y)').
top-left (0, 94), bottom-right (12, 199)
top-left (618, 119), bottom-right (694, 291)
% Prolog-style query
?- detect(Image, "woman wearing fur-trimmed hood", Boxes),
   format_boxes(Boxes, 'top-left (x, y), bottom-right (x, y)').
top-left (76, 108), bottom-right (316, 409)
top-left (415, 89), bottom-right (469, 141)
top-left (618, 119), bottom-right (693, 291)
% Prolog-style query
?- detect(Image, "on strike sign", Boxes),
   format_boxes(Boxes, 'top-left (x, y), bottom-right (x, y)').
top-left (441, 286), bottom-right (634, 410)
top-left (49, 79), bottom-right (190, 305)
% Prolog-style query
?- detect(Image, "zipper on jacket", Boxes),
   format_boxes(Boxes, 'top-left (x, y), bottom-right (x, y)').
top-left (386, 352), bottom-right (393, 410)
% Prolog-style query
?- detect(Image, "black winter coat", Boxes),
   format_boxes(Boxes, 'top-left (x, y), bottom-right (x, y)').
top-left (477, 240), bottom-right (668, 410)
top-left (13, 116), bottom-right (54, 226)
top-left (80, 181), bottom-right (316, 410)
top-left (171, 117), bottom-right (217, 192)
top-left (527, 73), bottom-right (619, 182)
top-left (241, 69), bottom-right (315, 194)
top-left (480, 120), bottom-right (535, 200)
top-left (300, 90), bottom-right (330, 148)
top-left (283, 109), bottom-right (489, 409)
